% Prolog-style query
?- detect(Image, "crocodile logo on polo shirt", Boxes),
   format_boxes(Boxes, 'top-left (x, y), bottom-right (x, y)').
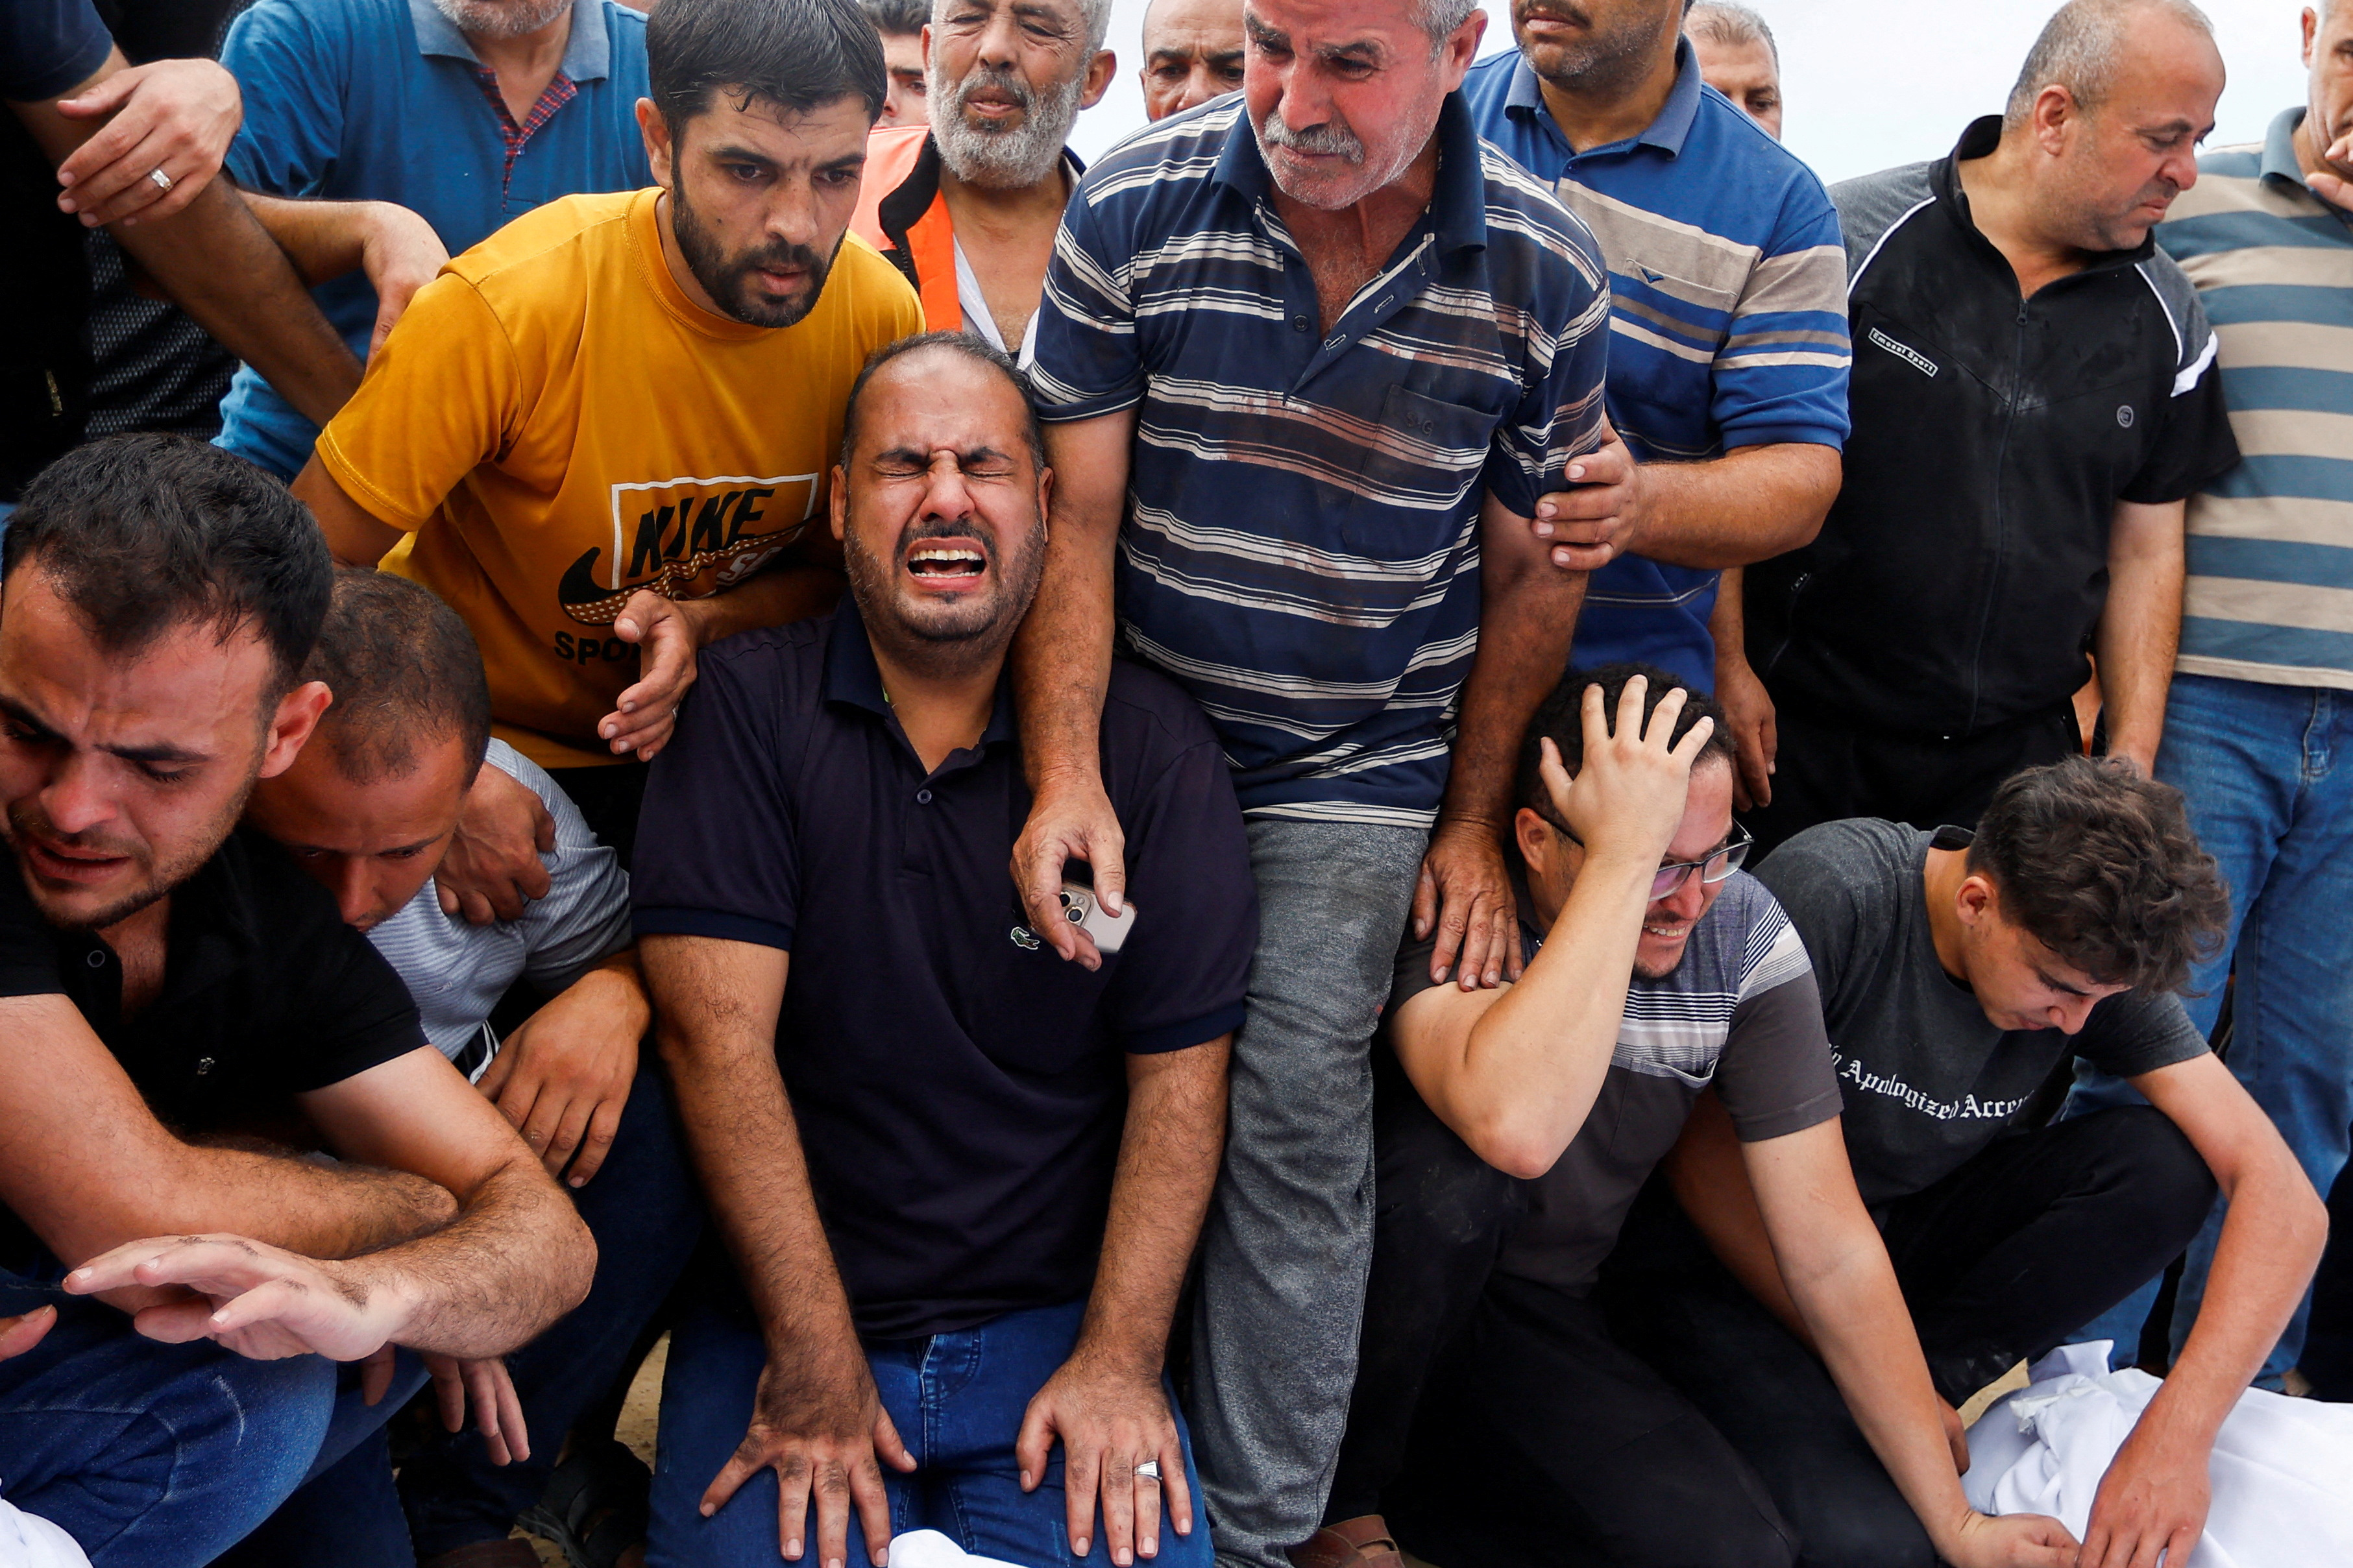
top-left (1010, 926), bottom-right (1041, 950)
top-left (1867, 327), bottom-right (1939, 378)
top-left (555, 474), bottom-right (820, 625)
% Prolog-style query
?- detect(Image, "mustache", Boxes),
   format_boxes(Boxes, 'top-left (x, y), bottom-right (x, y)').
top-left (1261, 114), bottom-right (1365, 161)
top-left (1517, 1), bottom-right (1592, 23)
top-left (727, 239), bottom-right (826, 275)
top-left (897, 513), bottom-right (1003, 566)
top-left (950, 62), bottom-right (1038, 122)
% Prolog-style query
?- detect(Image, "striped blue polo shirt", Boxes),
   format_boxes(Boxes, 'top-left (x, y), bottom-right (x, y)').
top-left (1030, 93), bottom-right (1612, 827)
top-left (2155, 107), bottom-right (2353, 688)
top-left (1462, 43), bottom-right (1851, 688)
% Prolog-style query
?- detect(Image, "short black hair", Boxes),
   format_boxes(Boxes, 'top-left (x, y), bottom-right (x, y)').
top-left (839, 331), bottom-right (1047, 473)
top-left (3, 433), bottom-right (330, 698)
top-left (860, 0), bottom-right (930, 37)
top-left (650, 0), bottom-right (888, 130)
top-left (304, 570), bottom-right (493, 783)
top-left (1514, 663), bottom-right (1735, 830)
top-left (1968, 755), bottom-right (2229, 994)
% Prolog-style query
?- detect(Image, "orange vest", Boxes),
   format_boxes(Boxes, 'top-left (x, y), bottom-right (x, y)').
top-left (849, 125), bottom-right (962, 333)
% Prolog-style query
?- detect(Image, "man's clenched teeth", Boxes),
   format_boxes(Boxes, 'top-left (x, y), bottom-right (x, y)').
top-left (908, 544), bottom-right (987, 577)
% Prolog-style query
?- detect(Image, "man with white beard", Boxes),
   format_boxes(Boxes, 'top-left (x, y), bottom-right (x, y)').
top-left (849, 0), bottom-right (1116, 359)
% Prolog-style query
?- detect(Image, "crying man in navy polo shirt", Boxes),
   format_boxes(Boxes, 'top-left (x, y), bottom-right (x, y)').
top-left (633, 332), bottom-right (1258, 1568)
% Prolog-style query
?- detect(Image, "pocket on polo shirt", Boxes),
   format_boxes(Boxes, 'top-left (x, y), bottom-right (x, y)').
top-left (1614, 260), bottom-right (1740, 357)
top-left (1347, 385), bottom-right (1495, 551)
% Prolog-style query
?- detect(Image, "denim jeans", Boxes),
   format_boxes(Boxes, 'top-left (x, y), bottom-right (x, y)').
top-left (0, 1260), bottom-right (338, 1568)
top-left (400, 1067), bottom-right (705, 1556)
top-left (212, 1353), bottom-right (433, 1568)
top-left (2064, 673), bottom-right (2353, 1379)
top-left (646, 1292), bottom-right (1213, 1568)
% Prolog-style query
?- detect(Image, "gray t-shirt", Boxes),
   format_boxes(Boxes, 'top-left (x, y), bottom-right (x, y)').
top-left (1755, 819), bottom-right (2210, 1209)
top-left (1383, 869), bottom-right (1843, 1297)
top-left (368, 741), bottom-right (632, 1072)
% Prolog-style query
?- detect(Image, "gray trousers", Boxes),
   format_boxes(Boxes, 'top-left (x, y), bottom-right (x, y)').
top-left (1189, 817), bottom-right (1430, 1568)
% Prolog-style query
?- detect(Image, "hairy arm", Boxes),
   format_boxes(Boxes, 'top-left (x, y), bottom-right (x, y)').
top-left (2093, 498), bottom-right (2184, 775)
top-left (2077, 1053), bottom-right (2328, 1568)
top-left (1019, 1039), bottom-right (1229, 1562)
top-left (12, 51), bottom-right (361, 429)
top-left (643, 934), bottom-right (910, 1566)
top-left (1535, 444), bottom-right (1840, 573)
top-left (238, 191), bottom-right (449, 356)
top-left (1007, 411), bottom-right (1139, 961)
top-left (0, 995), bottom-right (455, 1279)
top-left (1746, 1118), bottom-right (2076, 1568)
top-left (289, 1044), bottom-right (595, 1357)
top-left (1415, 491), bottom-right (1592, 989)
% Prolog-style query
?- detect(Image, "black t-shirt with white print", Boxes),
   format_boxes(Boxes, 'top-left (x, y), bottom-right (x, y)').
top-left (1755, 819), bottom-right (2210, 1209)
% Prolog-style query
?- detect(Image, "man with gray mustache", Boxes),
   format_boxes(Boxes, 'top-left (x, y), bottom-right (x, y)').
top-left (850, 0), bottom-right (1116, 359)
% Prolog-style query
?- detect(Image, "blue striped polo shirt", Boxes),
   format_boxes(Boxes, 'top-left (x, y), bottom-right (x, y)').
top-left (1462, 43), bottom-right (1851, 688)
top-left (2155, 107), bottom-right (2353, 689)
top-left (1030, 93), bottom-right (1612, 826)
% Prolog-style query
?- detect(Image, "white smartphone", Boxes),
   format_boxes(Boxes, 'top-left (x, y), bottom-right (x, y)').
top-left (1058, 882), bottom-right (1136, 954)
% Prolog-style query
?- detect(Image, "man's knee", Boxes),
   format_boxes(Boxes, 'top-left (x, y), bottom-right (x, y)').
top-left (2080, 1105), bottom-right (2220, 1248)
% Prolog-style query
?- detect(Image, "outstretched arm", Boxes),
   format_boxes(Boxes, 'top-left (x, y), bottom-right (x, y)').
top-left (2078, 1053), bottom-right (2327, 1568)
top-left (644, 934), bottom-right (912, 1568)
top-left (1019, 1038), bottom-right (1228, 1565)
top-left (1744, 1116), bottom-right (2079, 1568)
top-left (1531, 442), bottom-right (1840, 572)
top-left (1008, 411), bottom-right (1138, 969)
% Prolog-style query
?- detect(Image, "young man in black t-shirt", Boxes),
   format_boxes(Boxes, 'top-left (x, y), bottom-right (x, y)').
top-left (1620, 758), bottom-right (2327, 1568)
top-left (0, 436), bottom-right (594, 1568)
top-left (634, 335), bottom-right (1256, 1568)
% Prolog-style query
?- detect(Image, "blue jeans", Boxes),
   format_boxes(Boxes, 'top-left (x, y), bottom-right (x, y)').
top-left (0, 1261), bottom-right (338, 1568)
top-left (647, 1292), bottom-right (1214, 1568)
top-left (2064, 672), bottom-right (2353, 1379)
top-left (400, 1067), bottom-right (705, 1555)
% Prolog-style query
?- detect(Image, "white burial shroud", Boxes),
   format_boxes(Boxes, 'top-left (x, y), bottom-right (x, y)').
top-left (1966, 1340), bottom-right (2353, 1566)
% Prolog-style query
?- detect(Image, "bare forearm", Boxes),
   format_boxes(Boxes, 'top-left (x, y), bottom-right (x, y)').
top-left (113, 179), bottom-right (360, 427)
top-left (1711, 569), bottom-right (1748, 677)
top-left (661, 1024), bottom-right (860, 1353)
top-left (2094, 548), bottom-right (2182, 769)
top-left (1790, 1251), bottom-right (1977, 1547)
top-left (1631, 445), bottom-right (1840, 570)
top-left (1437, 562), bottom-right (1587, 834)
top-left (58, 1146), bottom-right (455, 1274)
top-left (337, 1157), bottom-right (592, 1358)
top-left (1075, 1045), bottom-right (1229, 1374)
top-left (1012, 416), bottom-right (1131, 791)
top-left (240, 191), bottom-right (394, 286)
top-left (2141, 1158), bottom-right (2326, 1454)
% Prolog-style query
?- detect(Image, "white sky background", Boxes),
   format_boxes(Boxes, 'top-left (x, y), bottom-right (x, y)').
top-left (1067, 0), bottom-right (2316, 184)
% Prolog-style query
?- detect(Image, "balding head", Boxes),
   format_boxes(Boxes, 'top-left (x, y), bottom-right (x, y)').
top-left (1140, 0), bottom-right (1244, 119)
top-left (2005, 0), bottom-right (2215, 128)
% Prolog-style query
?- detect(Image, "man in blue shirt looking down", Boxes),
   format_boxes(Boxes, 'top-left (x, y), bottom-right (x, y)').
top-left (1459, 0), bottom-right (1850, 801)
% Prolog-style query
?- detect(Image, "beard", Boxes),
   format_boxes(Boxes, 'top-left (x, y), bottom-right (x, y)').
top-left (842, 507), bottom-right (1048, 670)
top-left (6, 783), bottom-right (246, 933)
top-left (1514, 0), bottom-right (1674, 96)
top-left (930, 60), bottom-right (1087, 189)
top-left (669, 174), bottom-right (837, 329)
top-left (431, 0), bottom-right (572, 41)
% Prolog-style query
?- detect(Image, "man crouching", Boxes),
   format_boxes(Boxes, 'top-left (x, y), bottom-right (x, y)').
top-left (634, 333), bottom-right (1257, 1568)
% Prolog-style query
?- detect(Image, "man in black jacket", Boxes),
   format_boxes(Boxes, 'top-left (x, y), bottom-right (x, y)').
top-left (1731, 0), bottom-right (2239, 852)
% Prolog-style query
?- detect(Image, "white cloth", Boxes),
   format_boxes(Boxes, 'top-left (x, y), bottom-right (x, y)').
top-left (950, 235), bottom-right (1038, 368)
top-left (1966, 1340), bottom-right (2353, 1567)
top-left (884, 1529), bottom-right (1026, 1568)
top-left (0, 1501), bottom-right (90, 1568)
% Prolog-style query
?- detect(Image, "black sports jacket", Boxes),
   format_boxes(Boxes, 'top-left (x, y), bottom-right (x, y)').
top-left (1747, 117), bottom-right (2239, 738)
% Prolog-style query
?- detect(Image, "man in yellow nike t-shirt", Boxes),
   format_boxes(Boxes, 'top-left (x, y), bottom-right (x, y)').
top-left (293, 0), bottom-right (922, 856)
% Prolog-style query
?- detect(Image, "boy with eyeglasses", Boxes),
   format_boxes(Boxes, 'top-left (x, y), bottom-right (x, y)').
top-left (1302, 664), bottom-right (2071, 1568)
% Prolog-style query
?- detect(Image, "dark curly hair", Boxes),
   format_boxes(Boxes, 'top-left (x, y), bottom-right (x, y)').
top-left (1513, 663), bottom-right (1735, 837)
top-left (1967, 755), bottom-right (2229, 994)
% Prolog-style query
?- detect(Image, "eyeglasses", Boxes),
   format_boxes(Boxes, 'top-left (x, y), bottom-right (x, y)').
top-left (1548, 821), bottom-right (1754, 900)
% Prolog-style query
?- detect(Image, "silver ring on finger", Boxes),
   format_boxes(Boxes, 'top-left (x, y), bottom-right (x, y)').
top-left (1134, 1459), bottom-right (1162, 1482)
top-left (147, 167), bottom-right (174, 193)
